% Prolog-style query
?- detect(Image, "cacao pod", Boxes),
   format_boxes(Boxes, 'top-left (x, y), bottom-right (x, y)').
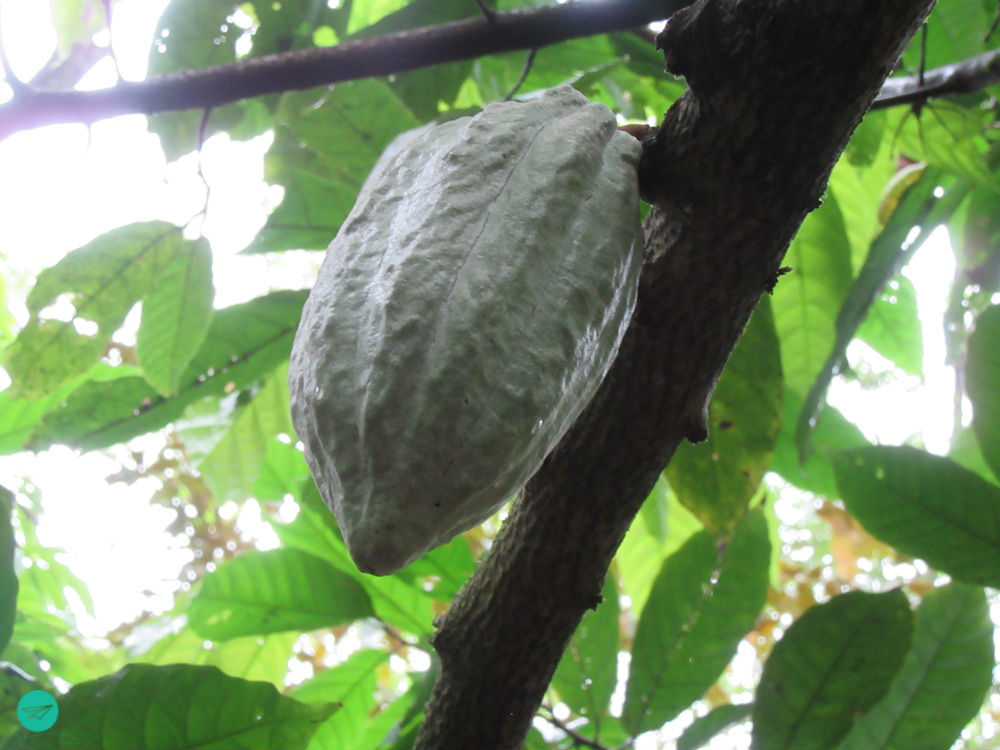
top-left (289, 86), bottom-right (643, 575)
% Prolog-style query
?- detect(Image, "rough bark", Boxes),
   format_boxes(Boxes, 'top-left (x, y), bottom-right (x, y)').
top-left (873, 48), bottom-right (1000, 109)
top-left (415, 1), bottom-right (935, 748)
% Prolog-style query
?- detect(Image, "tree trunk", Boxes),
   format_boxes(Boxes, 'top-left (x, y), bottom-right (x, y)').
top-left (415, 1), bottom-right (936, 748)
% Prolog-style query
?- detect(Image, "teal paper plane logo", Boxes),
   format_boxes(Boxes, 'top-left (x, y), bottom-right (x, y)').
top-left (17, 690), bottom-right (59, 732)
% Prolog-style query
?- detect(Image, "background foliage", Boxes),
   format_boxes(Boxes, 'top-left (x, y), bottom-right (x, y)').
top-left (1, 0), bottom-right (998, 748)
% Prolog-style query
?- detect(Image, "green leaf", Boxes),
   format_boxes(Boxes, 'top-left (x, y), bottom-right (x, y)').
top-left (552, 716), bottom-right (631, 749)
top-left (385, 657), bottom-right (440, 750)
top-left (148, 0), bottom-right (238, 76)
top-left (158, 97), bottom-right (275, 162)
top-left (0, 663), bottom-right (336, 750)
top-left (677, 703), bottom-right (753, 750)
top-left (267, 479), bottom-right (345, 562)
top-left (9, 608), bottom-right (119, 686)
top-left (833, 446), bottom-right (1000, 587)
top-left (902, 0), bottom-right (992, 69)
top-left (293, 650), bottom-right (388, 750)
top-left (146, 0), bottom-right (323, 157)
top-left (278, 482), bottom-right (466, 628)
top-left (521, 36), bottom-right (622, 93)
top-left (198, 364), bottom-right (295, 502)
top-left (396, 535), bottom-right (477, 603)
top-left (0, 270), bottom-right (16, 346)
top-left (931, 0), bottom-right (991, 61)
top-left (47, 0), bottom-right (104, 52)
top-left (4, 222), bottom-right (186, 398)
top-left (595, 64), bottom-right (686, 125)
top-left (137, 623), bottom-right (297, 687)
top-left (948, 425), bottom-right (995, 483)
top-left (837, 583), bottom-right (994, 750)
top-left (0, 663), bottom-right (37, 737)
top-left (953, 181), bottom-right (1000, 273)
top-left (829, 141), bottom-right (894, 267)
top-left (12, 499), bottom-right (95, 618)
top-left (966, 304), bottom-right (1000, 482)
top-left (346, 0), bottom-right (479, 118)
top-left (271, 482), bottom-right (437, 637)
top-left (10, 518), bottom-right (113, 683)
top-left (137, 239), bottom-right (215, 396)
top-left (253, 439), bottom-right (312, 503)
top-left (668, 299), bottom-right (783, 532)
top-left (894, 106), bottom-right (996, 191)
top-left (357, 570), bottom-right (438, 640)
top-left (247, 80), bottom-right (420, 253)
top-left (27, 376), bottom-right (165, 450)
top-left (622, 509), bottom-right (770, 734)
top-left (189, 548), bottom-right (373, 640)
top-left (252, 0), bottom-right (332, 57)
top-left (856, 275), bottom-right (922, 376)
top-left (28, 290), bottom-right (306, 450)
top-left (752, 590), bottom-right (913, 750)
top-left (467, 36), bottom-right (633, 109)
top-left (349, 0), bottom-right (480, 37)
top-left (615, 477), bottom-right (701, 616)
top-left (771, 191), bottom-right (854, 395)
top-left (0, 363), bottom-right (130, 454)
top-left (770, 389), bottom-right (866, 498)
top-left (609, 31), bottom-right (680, 83)
top-left (551, 575), bottom-right (619, 721)
top-left (0, 486), bottom-right (16, 655)
top-left (172, 388), bottom-right (246, 463)
top-left (844, 110), bottom-right (887, 168)
top-left (796, 170), bottom-right (966, 460)
top-left (461, 53), bottom-right (522, 106)
top-left (356, 687), bottom-right (422, 750)
top-left (346, 0), bottom-right (409, 33)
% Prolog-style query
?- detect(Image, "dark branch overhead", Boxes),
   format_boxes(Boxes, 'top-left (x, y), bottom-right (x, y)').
top-left (0, 0), bottom-right (688, 141)
top-left (872, 48), bottom-right (1000, 109)
top-left (2, 0), bottom-right (994, 142)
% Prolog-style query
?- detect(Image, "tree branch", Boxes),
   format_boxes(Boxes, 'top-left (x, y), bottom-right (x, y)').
top-left (538, 706), bottom-right (611, 750)
top-left (0, 0), bottom-right (687, 141)
top-left (0, 0), bottom-right (990, 143)
top-left (414, 0), bottom-right (935, 748)
top-left (872, 48), bottom-right (1000, 109)
top-left (0, 14), bottom-right (28, 94)
top-left (27, 41), bottom-right (108, 92)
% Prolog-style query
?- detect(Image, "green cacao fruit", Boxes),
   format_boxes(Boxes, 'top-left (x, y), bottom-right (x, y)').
top-left (289, 86), bottom-right (643, 575)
